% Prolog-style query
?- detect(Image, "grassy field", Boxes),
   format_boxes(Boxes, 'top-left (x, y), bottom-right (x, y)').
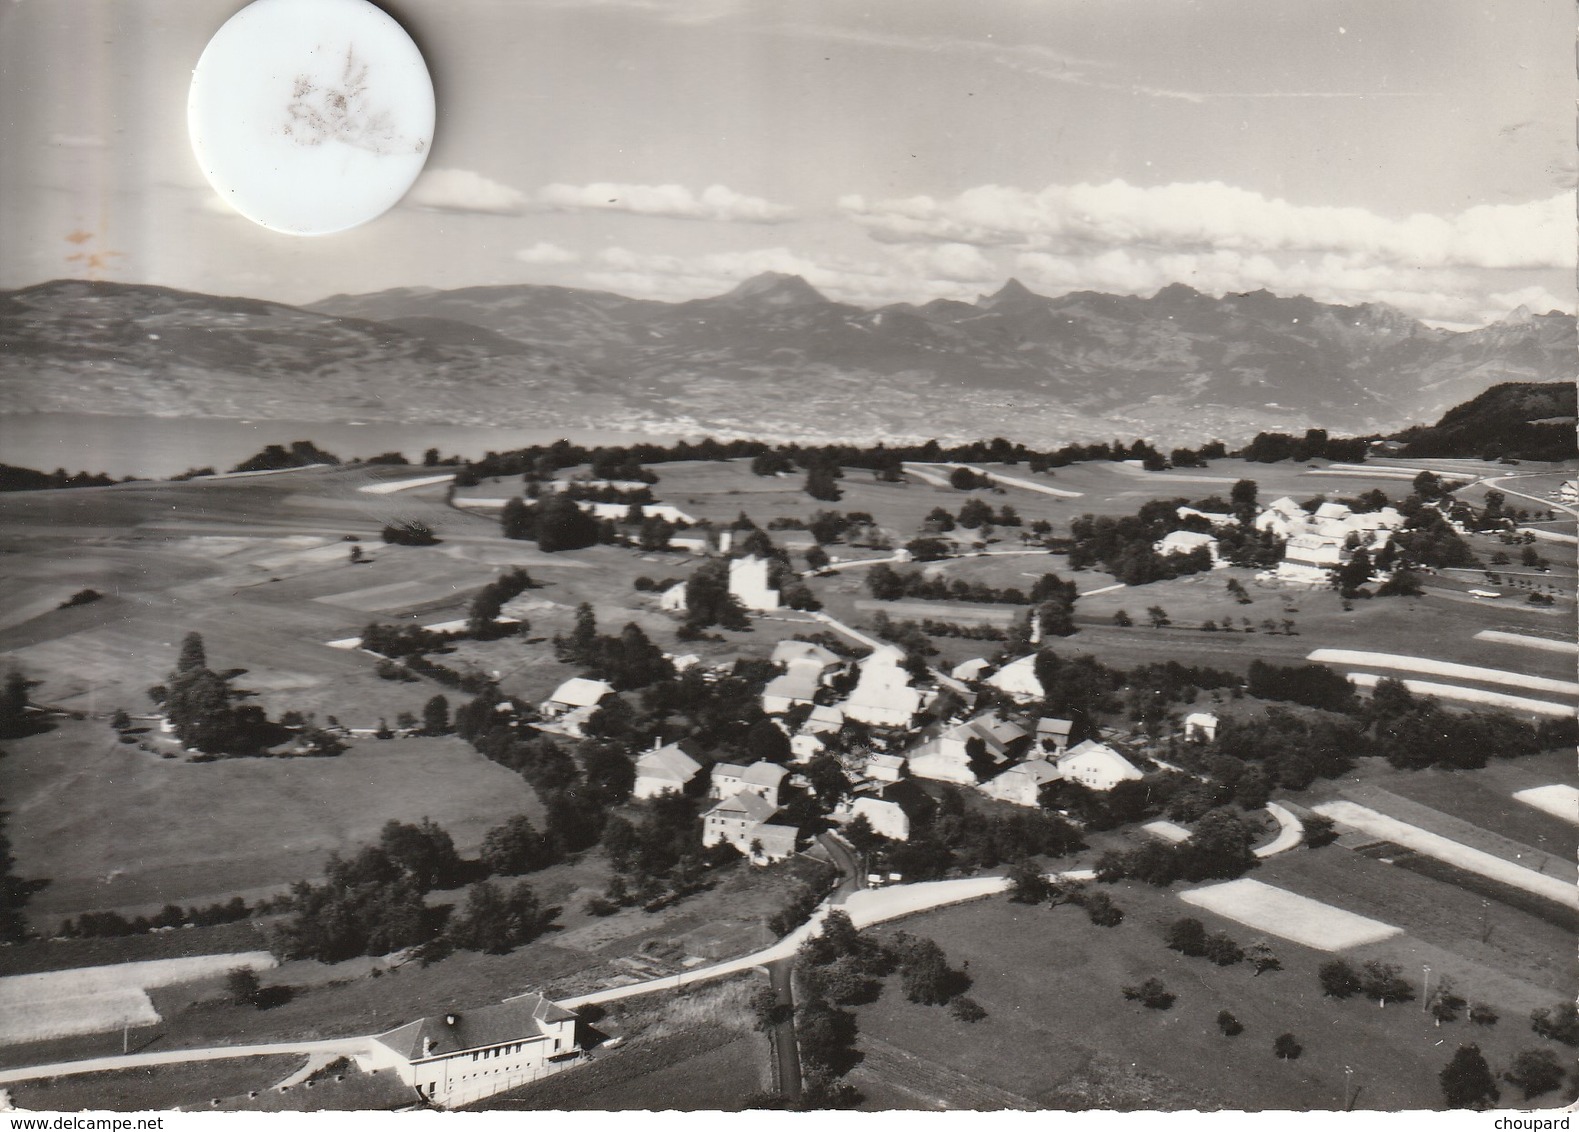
top-left (472, 975), bottom-right (769, 1111)
top-left (6, 721), bottom-right (542, 923)
top-left (853, 879), bottom-right (1571, 1111)
top-left (9, 1056), bottom-right (301, 1113)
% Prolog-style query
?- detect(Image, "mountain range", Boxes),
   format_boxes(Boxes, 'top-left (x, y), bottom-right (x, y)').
top-left (1, 274), bottom-right (1571, 446)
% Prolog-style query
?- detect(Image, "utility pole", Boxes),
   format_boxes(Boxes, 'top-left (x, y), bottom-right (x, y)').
top-left (1343, 1066), bottom-right (1354, 1111)
top-left (1421, 964), bottom-right (1431, 1013)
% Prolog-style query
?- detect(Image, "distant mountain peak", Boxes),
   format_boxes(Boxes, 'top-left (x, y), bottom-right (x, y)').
top-left (1151, 281), bottom-right (1204, 302)
top-left (718, 272), bottom-right (828, 307)
top-left (977, 278), bottom-right (1045, 309)
top-left (1500, 304), bottom-right (1534, 325)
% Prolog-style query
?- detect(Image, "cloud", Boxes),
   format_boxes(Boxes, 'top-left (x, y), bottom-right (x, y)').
top-left (841, 181), bottom-right (1577, 271)
top-left (407, 168), bottom-right (529, 215)
top-left (514, 241), bottom-right (580, 265)
top-left (536, 182), bottom-right (796, 223)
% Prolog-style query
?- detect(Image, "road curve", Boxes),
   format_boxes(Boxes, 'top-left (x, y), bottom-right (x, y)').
top-left (0, 1037), bottom-right (373, 1086)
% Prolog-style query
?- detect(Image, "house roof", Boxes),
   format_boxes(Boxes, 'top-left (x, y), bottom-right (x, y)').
top-left (1058, 741), bottom-right (1142, 780)
top-left (547, 677), bottom-right (614, 708)
top-left (771, 640), bottom-right (840, 669)
top-left (636, 743), bottom-right (703, 782)
top-left (740, 760), bottom-right (788, 788)
top-left (985, 653), bottom-right (1042, 698)
top-left (1037, 717), bottom-right (1074, 738)
top-left (373, 994), bottom-right (575, 1062)
top-left (991, 759), bottom-right (1061, 788)
top-left (950, 657), bottom-right (992, 681)
top-left (1158, 529), bottom-right (1216, 550)
top-left (1316, 502), bottom-right (1352, 520)
top-left (1183, 712), bottom-right (1219, 728)
top-left (764, 668), bottom-right (821, 703)
top-left (708, 791), bottom-right (777, 823)
top-left (804, 704), bottom-right (845, 731)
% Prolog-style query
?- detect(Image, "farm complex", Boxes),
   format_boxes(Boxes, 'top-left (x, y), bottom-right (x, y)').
top-left (0, 428), bottom-right (1575, 1115)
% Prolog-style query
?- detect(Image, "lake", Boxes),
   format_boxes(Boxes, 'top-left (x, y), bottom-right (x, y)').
top-left (0, 414), bottom-right (679, 480)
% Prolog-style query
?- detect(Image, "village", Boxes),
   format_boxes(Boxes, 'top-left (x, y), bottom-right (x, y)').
top-left (0, 432), bottom-right (1575, 1113)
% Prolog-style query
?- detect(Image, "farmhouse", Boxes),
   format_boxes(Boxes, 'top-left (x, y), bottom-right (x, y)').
top-left (1036, 717), bottom-right (1074, 754)
top-left (702, 791), bottom-right (799, 861)
top-left (979, 758), bottom-right (1061, 808)
top-left (1257, 498), bottom-right (1405, 582)
top-left (728, 555), bottom-right (781, 612)
top-left (1153, 528), bottom-right (1223, 567)
top-left (710, 760), bottom-right (787, 807)
top-left (1184, 712), bottom-right (1219, 742)
top-left (985, 653), bottom-right (1042, 702)
top-left (540, 678), bottom-right (614, 737)
top-left (907, 711), bottom-right (1028, 786)
top-left (842, 647), bottom-right (930, 728)
top-left (1057, 740), bottom-right (1143, 791)
top-left (1176, 505), bottom-right (1235, 529)
top-left (839, 795), bottom-right (911, 841)
top-left (761, 665), bottom-right (822, 715)
top-left (362, 994), bottom-right (581, 1109)
top-left (632, 741), bottom-right (704, 799)
top-left (950, 657), bottom-right (992, 682)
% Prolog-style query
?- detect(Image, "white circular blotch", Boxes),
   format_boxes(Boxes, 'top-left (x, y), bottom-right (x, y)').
top-left (188, 0), bottom-right (434, 236)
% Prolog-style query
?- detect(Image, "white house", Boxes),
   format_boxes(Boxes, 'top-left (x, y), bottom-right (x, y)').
top-left (979, 759), bottom-right (1061, 808)
top-left (762, 666), bottom-right (823, 715)
top-left (840, 795), bottom-right (910, 841)
top-left (728, 555), bottom-right (781, 612)
top-left (843, 647), bottom-right (929, 728)
top-left (710, 760), bottom-right (787, 807)
top-left (865, 752), bottom-right (906, 784)
top-left (1057, 740), bottom-right (1143, 792)
top-left (632, 742), bottom-right (704, 799)
top-left (771, 640), bottom-right (840, 670)
top-left (659, 582), bottom-right (689, 611)
top-left (361, 994), bottom-right (581, 1109)
top-left (1154, 529), bottom-right (1223, 567)
top-left (539, 678), bottom-right (614, 737)
top-left (1036, 717), bottom-right (1074, 754)
top-left (907, 712), bottom-right (1027, 786)
top-left (985, 653), bottom-right (1042, 702)
top-left (1183, 712), bottom-right (1219, 742)
top-left (702, 792), bottom-right (798, 861)
top-left (1176, 505), bottom-right (1236, 529)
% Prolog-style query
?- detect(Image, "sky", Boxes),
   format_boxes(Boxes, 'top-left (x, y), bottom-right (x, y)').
top-left (1, 0), bottom-right (1573, 327)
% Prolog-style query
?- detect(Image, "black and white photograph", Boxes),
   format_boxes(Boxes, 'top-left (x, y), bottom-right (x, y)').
top-left (0, 0), bottom-right (1574, 1119)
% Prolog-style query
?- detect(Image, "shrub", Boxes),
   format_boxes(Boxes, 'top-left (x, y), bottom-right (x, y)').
top-left (1530, 1002), bottom-right (1579, 1046)
top-left (1469, 1002), bottom-right (1499, 1027)
top-left (1318, 959), bottom-right (1362, 998)
top-left (1504, 1049), bottom-right (1567, 1100)
top-left (1083, 890), bottom-right (1124, 927)
top-left (1217, 1010), bottom-right (1244, 1037)
top-left (1122, 978), bottom-right (1175, 1010)
top-left (1203, 933), bottom-right (1243, 967)
top-left (1164, 917), bottom-right (1208, 956)
top-left (1272, 1033), bottom-right (1302, 1060)
top-left (950, 996), bottom-right (987, 1023)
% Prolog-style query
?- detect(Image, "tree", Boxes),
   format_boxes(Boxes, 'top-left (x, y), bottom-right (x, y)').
top-left (1164, 917), bottom-right (1208, 956)
top-left (1504, 1049), bottom-right (1566, 1100)
top-left (110, 708), bottom-right (132, 731)
top-left (1230, 479), bottom-right (1259, 521)
top-left (898, 937), bottom-right (959, 1005)
top-left (1146, 606), bottom-right (1171, 629)
top-left (1530, 1002), bottom-right (1579, 1045)
top-left (1318, 959), bottom-right (1362, 998)
top-left (746, 718), bottom-right (793, 765)
top-left (446, 879), bottom-right (555, 954)
top-left (1217, 1010), bottom-right (1244, 1036)
top-left (950, 996), bottom-right (987, 1023)
top-left (804, 463), bottom-right (842, 502)
top-left (422, 694), bottom-right (450, 736)
top-left (1122, 977), bottom-right (1175, 1009)
top-left (225, 966), bottom-right (261, 1007)
top-left (805, 545), bottom-right (830, 571)
top-left (1112, 609), bottom-right (1133, 627)
top-left (535, 493), bottom-right (600, 552)
top-left (480, 814), bottom-right (554, 876)
top-left (378, 818), bottom-right (462, 891)
top-left (1006, 858), bottom-right (1050, 904)
top-left (1203, 932), bottom-right (1244, 966)
top-left (177, 631), bottom-right (208, 674)
top-left (1469, 1003), bottom-right (1499, 1027)
top-left (1303, 813), bottom-right (1338, 848)
top-left (1439, 1044), bottom-right (1499, 1110)
top-left (1272, 1033), bottom-right (1302, 1060)
top-left (1361, 960), bottom-right (1414, 1007)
